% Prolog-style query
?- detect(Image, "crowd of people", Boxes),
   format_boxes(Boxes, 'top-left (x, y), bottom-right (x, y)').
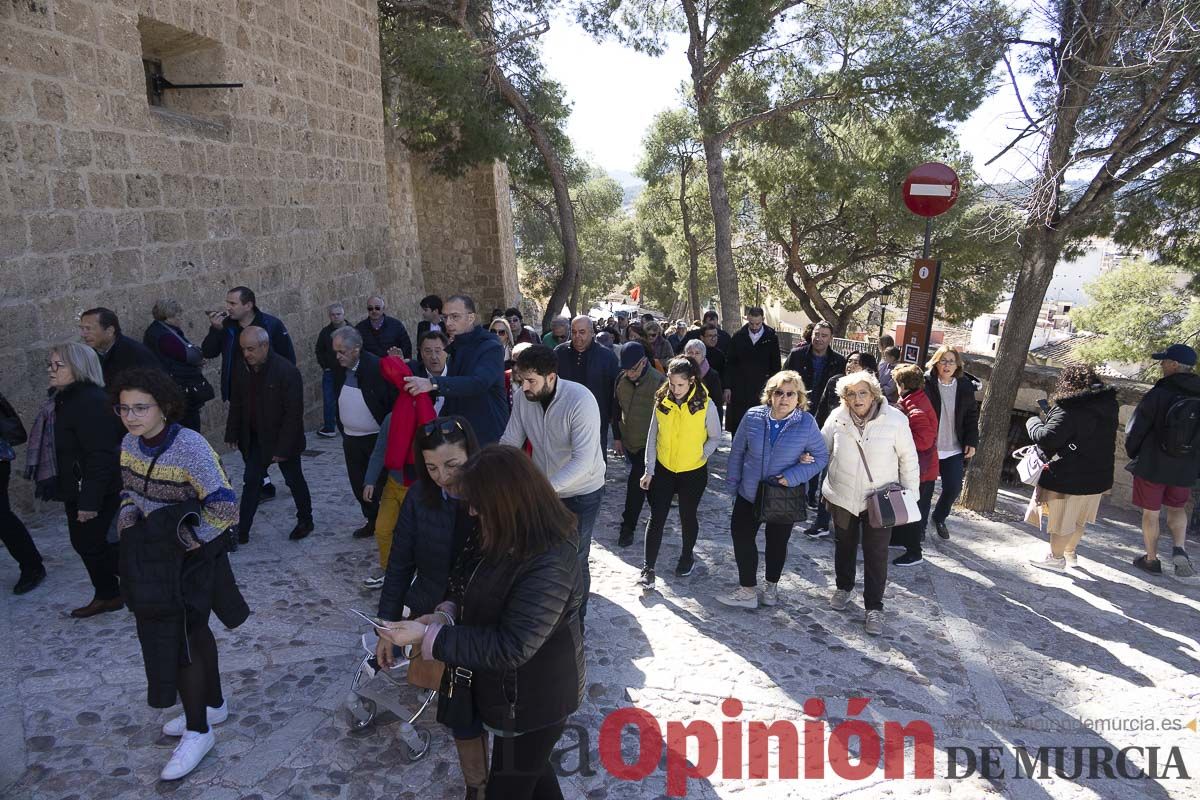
top-left (0, 290), bottom-right (1198, 797)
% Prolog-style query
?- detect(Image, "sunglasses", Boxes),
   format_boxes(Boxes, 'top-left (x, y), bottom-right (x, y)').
top-left (422, 419), bottom-right (464, 437)
top-left (492, 329), bottom-right (508, 336)
top-left (367, 306), bottom-right (383, 311)
top-left (772, 390), bottom-right (798, 398)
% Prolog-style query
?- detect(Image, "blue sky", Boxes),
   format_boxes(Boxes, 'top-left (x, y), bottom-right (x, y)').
top-left (540, 16), bottom-right (1039, 187)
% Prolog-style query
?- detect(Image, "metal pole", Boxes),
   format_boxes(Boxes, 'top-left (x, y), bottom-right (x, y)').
top-left (879, 303), bottom-right (886, 341)
top-left (922, 218), bottom-right (932, 259)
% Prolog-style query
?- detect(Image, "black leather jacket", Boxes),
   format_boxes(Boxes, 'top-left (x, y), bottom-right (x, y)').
top-left (433, 533), bottom-right (584, 732)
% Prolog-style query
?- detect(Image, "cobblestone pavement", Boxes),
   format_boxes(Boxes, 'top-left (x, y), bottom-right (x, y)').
top-left (2, 432), bottom-right (1199, 800)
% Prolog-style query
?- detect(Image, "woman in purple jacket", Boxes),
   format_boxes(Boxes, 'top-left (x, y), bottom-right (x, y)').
top-left (719, 370), bottom-right (828, 609)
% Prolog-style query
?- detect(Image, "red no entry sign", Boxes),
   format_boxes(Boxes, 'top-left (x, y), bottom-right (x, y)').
top-left (902, 162), bottom-right (960, 217)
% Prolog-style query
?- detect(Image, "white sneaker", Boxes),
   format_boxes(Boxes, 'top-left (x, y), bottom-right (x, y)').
top-left (160, 729), bottom-right (215, 780)
top-left (162, 701), bottom-right (228, 737)
top-left (1063, 551), bottom-right (1078, 569)
top-left (830, 589), bottom-right (851, 611)
top-left (716, 586), bottom-right (759, 609)
top-left (761, 582), bottom-right (780, 607)
top-left (362, 575), bottom-right (385, 589)
top-left (1030, 553), bottom-right (1067, 573)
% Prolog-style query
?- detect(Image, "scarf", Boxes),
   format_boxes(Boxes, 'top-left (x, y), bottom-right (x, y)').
top-left (25, 393), bottom-right (58, 500)
top-left (379, 356), bottom-right (437, 484)
top-left (699, 358), bottom-right (710, 378)
top-left (850, 401), bottom-right (880, 436)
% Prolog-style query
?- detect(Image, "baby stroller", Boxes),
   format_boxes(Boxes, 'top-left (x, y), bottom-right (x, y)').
top-left (345, 631), bottom-right (436, 761)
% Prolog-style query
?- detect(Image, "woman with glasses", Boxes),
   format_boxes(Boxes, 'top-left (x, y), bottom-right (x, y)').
top-left (643, 320), bottom-right (675, 371)
top-left (374, 416), bottom-right (490, 798)
top-left (31, 342), bottom-right (125, 617)
top-left (637, 357), bottom-right (723, 587)
top-left (110, 368), bottom-right (244, 780)
top-left (378, 445), bottom-right (583, 800)
top-left (822, 372), bottom-right (919, 636)
top-left (924, 346), bottom-right (980, 540)
top-left (489, 318), bottom-right (515, 368)
top-left (719, 370), bottom-right (827, 609)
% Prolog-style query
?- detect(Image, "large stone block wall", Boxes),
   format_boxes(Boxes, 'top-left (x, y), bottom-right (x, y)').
top-left (1, 0), bottom-right (422, 434)
top-left (410, 154), bottom-right (519, 317)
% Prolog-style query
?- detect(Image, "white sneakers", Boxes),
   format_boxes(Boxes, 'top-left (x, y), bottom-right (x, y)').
top-left (362, 575), bottom-right (385, 589)
top-left (761, 582), bottom-right (780, 607)
top-left (1064, 551), bottom-right (1078, 569)
top-left (1030, 553), bottom-right (1067, 573)
top-left (716, 586), bottom-right (759, 609)
top-left (162, 700), bottom-right (228, 737)
top-left (160, 729), bottom-right (215, 780)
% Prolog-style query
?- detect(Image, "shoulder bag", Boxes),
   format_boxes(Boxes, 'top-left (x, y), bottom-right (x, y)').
top-left (405, 611), bottom-right (448, 692)
top-left (754, 417), bottom-right (806, 524)
top-left (855, 439), bottom-right (918, 529)
top-left (0, 395), bottom-right (27, 447)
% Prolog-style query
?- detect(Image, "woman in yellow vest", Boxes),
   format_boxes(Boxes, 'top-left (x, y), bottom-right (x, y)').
top-left (638, 357), bottom-right (723, 587)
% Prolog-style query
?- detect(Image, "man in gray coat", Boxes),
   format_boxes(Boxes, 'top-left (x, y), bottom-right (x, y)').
top-left (502, 345), bottom-right (606, 624)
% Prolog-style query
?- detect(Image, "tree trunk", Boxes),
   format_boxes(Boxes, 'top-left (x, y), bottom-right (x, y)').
top-left (679, 163), bottom-right (702, 325)
top-left (490, 71), bottom-right (581, 333)
top-left (700, 133), bottom-right (742, 332)
top-left (961, 229), bottom-right (1064, 511)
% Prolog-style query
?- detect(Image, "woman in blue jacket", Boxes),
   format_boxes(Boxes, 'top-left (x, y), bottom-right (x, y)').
top-left (719, 370), bottom-right (828, 609)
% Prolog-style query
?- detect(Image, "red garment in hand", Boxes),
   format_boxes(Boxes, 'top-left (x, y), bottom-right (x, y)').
top-left (379, 356), bottom-right (437, 484)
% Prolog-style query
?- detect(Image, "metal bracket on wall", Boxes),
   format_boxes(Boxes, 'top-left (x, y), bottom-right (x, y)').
top-left (143, 59), bottom-right (243, 106)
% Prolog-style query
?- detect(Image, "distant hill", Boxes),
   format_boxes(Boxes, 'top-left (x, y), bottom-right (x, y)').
top-left (608, 168), bottom-right (646, 213)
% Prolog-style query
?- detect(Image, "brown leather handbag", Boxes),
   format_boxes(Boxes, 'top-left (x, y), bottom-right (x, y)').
top-left (406, 648), bottom-right (445, 691)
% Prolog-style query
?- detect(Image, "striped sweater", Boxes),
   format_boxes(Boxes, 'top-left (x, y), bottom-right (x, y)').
top-left (118, 424), bottom-right (238, 543)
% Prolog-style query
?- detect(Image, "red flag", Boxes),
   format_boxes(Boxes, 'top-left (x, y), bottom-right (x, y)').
top-left (630, 285), bottom-right (641, 303)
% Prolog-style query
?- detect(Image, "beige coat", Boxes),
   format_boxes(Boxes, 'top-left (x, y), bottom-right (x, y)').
top-left (821, 402), bottom-right (920, 515)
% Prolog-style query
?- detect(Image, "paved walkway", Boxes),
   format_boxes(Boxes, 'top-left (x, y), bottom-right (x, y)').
top-left (1, 432), bottom-right (1198, 799)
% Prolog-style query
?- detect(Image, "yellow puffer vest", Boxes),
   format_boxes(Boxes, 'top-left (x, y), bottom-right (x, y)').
top-left (654, 386), bottom-right (709, 473)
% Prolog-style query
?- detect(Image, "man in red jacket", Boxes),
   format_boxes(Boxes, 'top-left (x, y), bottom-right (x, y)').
top-left (890, 364), bottom-right (939, 565)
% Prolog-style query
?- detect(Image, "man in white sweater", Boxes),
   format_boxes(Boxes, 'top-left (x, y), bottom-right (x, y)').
top-left (502, 345), bottom-right (607, 625)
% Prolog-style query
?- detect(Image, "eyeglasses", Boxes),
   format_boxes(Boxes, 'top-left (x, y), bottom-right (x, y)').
top-left (367, 306), bottom-right (383, 311)
top-left (113, 403), bottom-right (158, 418)
top-left (938, 359), bottom-right (957, 366)
top-left (422, 419), bottom-right (464, 437)
top-left (492, 329), bottom-right (508, 337)
top-left (772, 390), bottom-right (798, 398)
top-left (46, 361), bottom-right (66, 372)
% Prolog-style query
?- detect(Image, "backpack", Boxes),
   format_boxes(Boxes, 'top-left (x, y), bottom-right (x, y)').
top-left (1162, 394), bottom-right (1200, 458)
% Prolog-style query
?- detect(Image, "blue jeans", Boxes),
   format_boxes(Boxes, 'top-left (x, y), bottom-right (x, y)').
top-left (932, 453), bottom-right (965, 524)
top-left (562, 486), bottom-right (605, 624)
top-left (321, 369), bottom-right (336, 431)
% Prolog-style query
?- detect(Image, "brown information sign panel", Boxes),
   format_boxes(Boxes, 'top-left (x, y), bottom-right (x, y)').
top-left (902, 259), bottom-right (941, 364)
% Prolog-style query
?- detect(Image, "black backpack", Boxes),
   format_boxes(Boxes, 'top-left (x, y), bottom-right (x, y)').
top-left (1162, 394), bottom-right (1200, 458)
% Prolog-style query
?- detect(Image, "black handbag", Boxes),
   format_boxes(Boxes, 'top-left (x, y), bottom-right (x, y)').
top-left (753, 416), bottom-right (807, 525)
top-left (181, 377), bottom-right (216, 406)
top-left (435, 665), bottom-right (477, 728)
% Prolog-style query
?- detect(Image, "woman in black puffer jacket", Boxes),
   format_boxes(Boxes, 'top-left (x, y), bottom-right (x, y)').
top-left (1025, 366), bottom-right (1119, 571)
top-left (380, 444), bottom-right (584, 800)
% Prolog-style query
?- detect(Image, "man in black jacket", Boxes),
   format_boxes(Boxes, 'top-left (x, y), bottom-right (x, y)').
top-left (784, 321), bottom-right (847, 412)
top-left (80, 308), bottom-right (160, 386)
top-left (355, 295), bottom-right (412, 359)
top-left (682, 310), bottom-right (733, 353)
top-left (314, 303), bottom-right (349, 438)
top-left (408, 330), bottom-right (450, 415)
top-left (555, 315), bottom-right (619, 451)
top-left (224, 327), bottom-right (313, 543)
top-left (722, 307), bottom-right (782, 434)
top-left (1127, 344), bottom-right (1200, 577)
top-left (332, 327), bottom-right (399, 536)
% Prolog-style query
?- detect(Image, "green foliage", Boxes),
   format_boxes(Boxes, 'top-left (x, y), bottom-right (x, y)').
top-left (733, 107), bottom-right (1020, 333)
top-left (516, 168), bottom-right (634, 311)
top-left (1071, 259), bottom-right (1200, 366)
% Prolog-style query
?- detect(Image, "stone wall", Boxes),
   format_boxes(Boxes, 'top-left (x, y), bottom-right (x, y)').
top-left (409, 155), bottom-right (519, 317)
top-left (1, 0), bottom-right (519, 512)
top-left (1, 0), bottom-right (418, 429)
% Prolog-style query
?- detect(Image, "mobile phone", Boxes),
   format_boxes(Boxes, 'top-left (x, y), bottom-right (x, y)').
top-left (1036, 398), bottom-right (1050, 413)
top-left (348, 608), bottom-right (390, 629)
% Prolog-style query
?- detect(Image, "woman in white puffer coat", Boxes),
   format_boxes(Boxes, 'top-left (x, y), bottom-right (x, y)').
top-left (821, 372), bottom-right (919, 637)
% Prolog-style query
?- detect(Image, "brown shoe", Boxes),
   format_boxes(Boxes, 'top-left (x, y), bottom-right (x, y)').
top-left (71, 596), bottom-right (125, 618)
top-left (455, 735), bottom-right (489, 798)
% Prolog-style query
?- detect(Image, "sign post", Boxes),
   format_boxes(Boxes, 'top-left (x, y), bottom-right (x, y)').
top-left (900, 163), bottom-right (959, 363)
